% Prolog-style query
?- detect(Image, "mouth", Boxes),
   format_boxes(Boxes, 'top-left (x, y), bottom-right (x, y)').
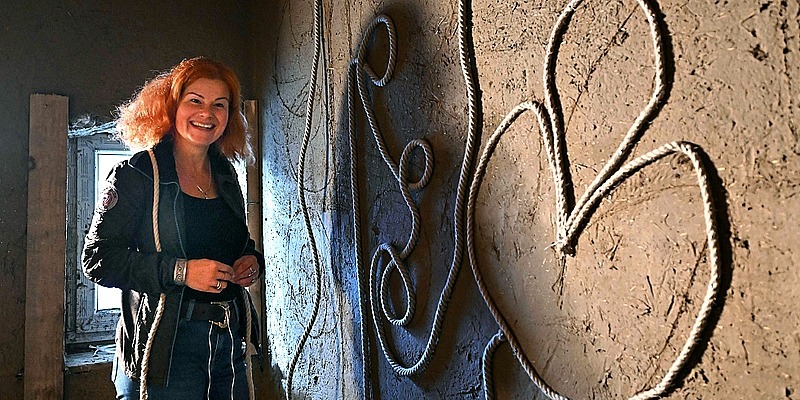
top-left (191, 121), bottom-right (215, 130)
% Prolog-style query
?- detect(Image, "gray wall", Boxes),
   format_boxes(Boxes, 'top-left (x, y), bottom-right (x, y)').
top-left (0, 2), bottom-right (251, 398)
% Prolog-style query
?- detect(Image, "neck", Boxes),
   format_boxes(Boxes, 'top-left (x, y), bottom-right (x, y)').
top-left (173, 142), bottom-right (210, 171)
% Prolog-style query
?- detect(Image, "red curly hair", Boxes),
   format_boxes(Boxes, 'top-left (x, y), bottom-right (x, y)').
top-left (116, 57), bottom-right (250, 162)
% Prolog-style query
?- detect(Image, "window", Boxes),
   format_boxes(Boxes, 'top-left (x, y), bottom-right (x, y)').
top-left (66, 130), bottom-right (131, 349)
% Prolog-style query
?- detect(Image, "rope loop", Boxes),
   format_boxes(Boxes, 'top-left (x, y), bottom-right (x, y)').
top-left (357, 14), bottom-right (397, 87)
top-left (400, 139), bottom-right (434, 191)
top-left (350, 3), bottom-right (482, 377)
top-left (374, 244), bottom-right (416, 327)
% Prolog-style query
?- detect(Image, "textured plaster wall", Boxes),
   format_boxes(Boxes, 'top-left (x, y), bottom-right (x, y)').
top-left (0, 2), bottom-right (251, 398)
top-left (255, 0), bottom-right (798, 399)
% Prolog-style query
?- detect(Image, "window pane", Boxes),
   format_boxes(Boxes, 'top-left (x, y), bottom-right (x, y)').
top-left (94, 151), bottom-right (131, 311)
top-left (234, 158), bottom-right (248, 213)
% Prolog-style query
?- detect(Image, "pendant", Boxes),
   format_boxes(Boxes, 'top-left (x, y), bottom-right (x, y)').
top-left (196, 185), bottom-right (209, 199)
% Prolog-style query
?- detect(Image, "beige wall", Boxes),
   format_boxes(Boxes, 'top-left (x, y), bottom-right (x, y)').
top-left (255, 0), bottom-right (798, 398)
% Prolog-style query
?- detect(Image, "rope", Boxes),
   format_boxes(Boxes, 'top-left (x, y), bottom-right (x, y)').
top-left (348, 18), bottom-right (392, 396)
top-left (481, 331), bottom-right (506, 400)
top-left (559, 0), bottom-right (668, 253)
top-left (140, 150), bottom-right (167, 400)
top-left (348, 51), bottom-right (373, 400)
top-left (348, 0), bottom-right (481, 377)
top-left (244, 288), bottom-right (257, 400)
top-left (465, 1), bottom-right (724, 399)
top-left (467, 103), bottom-right (570, 400)
top-left (287, 0), bottom-right (325, 396)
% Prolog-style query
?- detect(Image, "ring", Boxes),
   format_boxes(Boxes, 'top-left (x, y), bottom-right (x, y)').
top-left (247, 266), bottom-right (255, 277)
top-left (251, 277), bottom-right (256, 284)
top-left (214, 280), bottom-right (222, 290)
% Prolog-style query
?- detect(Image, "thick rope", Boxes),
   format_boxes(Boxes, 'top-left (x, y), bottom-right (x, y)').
top-left (348, 0), bottom-right (481, 377)
top-left (244, 287), bottom-right (257, 400)
top-left (348, 60), bottom-right (373, 400)
top-left (467, 103), bottom-right (570, 400)
top-left (559, 0), bottom-right (668, 253)
top-left (481, 331), bottom-right (506, 400)
top-left (465, 0), bottom-right (724, 398)
top-left (287, 0), bottom-right (325, 397)
top-left (139, 150), bottom-right (167, 400)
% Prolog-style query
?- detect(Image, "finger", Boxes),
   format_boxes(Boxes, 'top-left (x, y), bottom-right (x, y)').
top-left (233, 271), bottom-right (256, 284)
top-left (233, 256), bottom-right (257, 274)
top-left (217, 263), bottom-right (234, 274)
top-left (215, 264), bottom-right (234, 280)
top-left (218, 270), bottom-right (234, 282)
top-left (234, 264), bottom-right (256, 280)
top-left (234, 275), bottom-right (258, 287)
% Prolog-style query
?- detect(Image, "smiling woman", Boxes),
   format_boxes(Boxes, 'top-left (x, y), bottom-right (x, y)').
top-left (81, 57), bottom-right (263, 400)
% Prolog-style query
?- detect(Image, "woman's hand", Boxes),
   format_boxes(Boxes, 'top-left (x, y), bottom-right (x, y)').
top-left (185, 259), bottom-right (235, 292)
top-left (231, 255), bottom-right (260, 287)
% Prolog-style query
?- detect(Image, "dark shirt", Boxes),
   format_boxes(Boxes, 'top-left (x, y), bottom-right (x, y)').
top-left (181, 192), bottom-right (248, 302)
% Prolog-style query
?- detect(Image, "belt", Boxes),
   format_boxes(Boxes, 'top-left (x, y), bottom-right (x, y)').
top-left (181, 299), bottom-right (235, 329)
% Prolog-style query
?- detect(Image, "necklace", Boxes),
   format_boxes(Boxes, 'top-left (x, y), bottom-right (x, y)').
top-left (176, 156), bottom-right (213, 199)
top-left (195, 184), bottom-right (211, 199)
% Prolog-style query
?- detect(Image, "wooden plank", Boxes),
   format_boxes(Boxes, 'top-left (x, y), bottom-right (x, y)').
top-left (25, 94), bottom-right (68, 400)
top-left (244, 100), bottom-right (264, 344)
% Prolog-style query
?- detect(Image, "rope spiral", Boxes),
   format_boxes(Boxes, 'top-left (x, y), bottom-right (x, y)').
top-left (465, 0), bottom-right (725, 399)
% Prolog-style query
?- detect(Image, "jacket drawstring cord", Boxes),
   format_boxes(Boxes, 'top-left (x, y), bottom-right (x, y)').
top-left (244, 287), bottom-right (256, 400)
top-left (139, 149), bottom-right (167, 400)
top-left (139, 150), bottom-right (257, 400)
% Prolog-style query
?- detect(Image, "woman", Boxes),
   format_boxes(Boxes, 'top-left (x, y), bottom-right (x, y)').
top-left (83, 57), bottom-right (263, 400)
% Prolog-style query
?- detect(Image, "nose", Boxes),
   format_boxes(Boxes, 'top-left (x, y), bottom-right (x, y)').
top-left (198, 103), bottom-right (213, 117)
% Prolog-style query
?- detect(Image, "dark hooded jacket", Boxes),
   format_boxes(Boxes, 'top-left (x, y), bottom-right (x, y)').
top-left (82, 137), bottom-right (264, 386)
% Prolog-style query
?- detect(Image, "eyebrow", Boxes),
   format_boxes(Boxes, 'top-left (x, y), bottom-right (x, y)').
top-left (186, 91), bottom-right (230, 102)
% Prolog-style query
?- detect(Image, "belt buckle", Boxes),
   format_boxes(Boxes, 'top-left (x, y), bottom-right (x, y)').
top-left (210, 301), bottom-right (231, 329)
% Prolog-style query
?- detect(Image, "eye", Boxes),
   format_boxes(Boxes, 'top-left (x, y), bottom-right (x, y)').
top-left (214, 102), bottom-right (228, 109)
top-left (188, 98), bottom-right (202, 104)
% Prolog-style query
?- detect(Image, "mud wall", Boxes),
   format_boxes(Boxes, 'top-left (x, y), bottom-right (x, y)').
top-left (254, 0), bottom-right (798, 399)
top-left (0, 2), bottom-right (251, 398)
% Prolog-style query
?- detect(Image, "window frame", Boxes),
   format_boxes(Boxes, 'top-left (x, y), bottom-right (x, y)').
top-left (65, 131), bottom-right (131, 347)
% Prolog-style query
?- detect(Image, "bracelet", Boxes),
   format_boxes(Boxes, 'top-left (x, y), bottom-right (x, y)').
top-left (174, 258), bottom-right (188, 286)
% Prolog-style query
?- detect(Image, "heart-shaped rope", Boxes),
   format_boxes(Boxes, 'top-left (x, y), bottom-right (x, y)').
top-left (466, 0), bottom-right (725, 399)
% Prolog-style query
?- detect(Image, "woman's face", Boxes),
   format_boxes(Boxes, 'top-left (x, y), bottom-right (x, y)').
top-left (174, 78), bottom-right (230, 150)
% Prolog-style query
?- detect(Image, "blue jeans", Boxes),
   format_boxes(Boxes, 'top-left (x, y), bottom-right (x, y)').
top-left (113, 302), bottom-right (250, 400)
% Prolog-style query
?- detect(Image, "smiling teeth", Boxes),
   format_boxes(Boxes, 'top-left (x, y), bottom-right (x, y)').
top-left (192, 122), bottom-right (213, 129)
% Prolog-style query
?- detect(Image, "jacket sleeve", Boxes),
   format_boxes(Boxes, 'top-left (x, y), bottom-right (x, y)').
top-left (242, 237), bottom-right (265, 275)
top-left (82, 161), bottom-right (179, 295)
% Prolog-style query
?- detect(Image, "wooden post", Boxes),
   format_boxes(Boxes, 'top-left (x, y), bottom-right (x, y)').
top-left (244, 100), bottom-right (264, 347)
top-left (25, 94), bottom-right (68, 400)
